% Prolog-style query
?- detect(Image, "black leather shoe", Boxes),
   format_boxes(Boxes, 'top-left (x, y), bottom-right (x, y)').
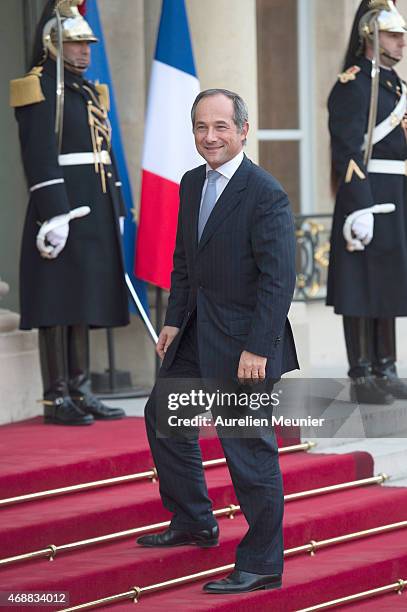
top-left (44, 397), bottom-right (94, 425)
top-left (137, 526), bottom-right (219, 548)
top-left (203, 570), bottom-right (282, 594)
top-left (350, 376), bottom-right (394, 405)
top-left (72, 393), bottom-right (126, 420)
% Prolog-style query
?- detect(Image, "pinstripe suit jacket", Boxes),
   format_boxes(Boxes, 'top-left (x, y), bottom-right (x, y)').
top-left (163, 154), bottom-right (299, 380)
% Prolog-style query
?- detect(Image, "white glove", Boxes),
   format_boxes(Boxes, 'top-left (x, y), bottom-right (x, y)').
top-left (46, 216), bottom-right (70, 257)
top-left (36, 214), bottom-right (69, 259)
top-left (351, 212), bottom-right (374, 245)
top-left (36, 206), bottom-right (91, 259)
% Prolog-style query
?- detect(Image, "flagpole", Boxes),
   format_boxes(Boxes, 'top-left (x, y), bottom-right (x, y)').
top-left (125, 274), bottom-right (158, 344)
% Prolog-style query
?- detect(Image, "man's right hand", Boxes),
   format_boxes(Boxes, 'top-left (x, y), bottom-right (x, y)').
top-left (36, 214), bottom-right (70, 259)
top-left (156, 326), bottom-right (180, 360)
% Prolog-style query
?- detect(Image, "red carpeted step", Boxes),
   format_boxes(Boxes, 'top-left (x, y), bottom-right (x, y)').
top-left (280, 449), bottom-right (373, 491)
top-left (1, 485), bottom-right (406, 610)
top-left (0, 417), bottom-right (298, 498)
top-left (0, 451), bottom-right (372, 558)
top-left (0, 417), bottom-right (153, 498)
top-left (283, 484), bottom-right (407, 549)
top-left (103, 529), bottom-right (407, 612)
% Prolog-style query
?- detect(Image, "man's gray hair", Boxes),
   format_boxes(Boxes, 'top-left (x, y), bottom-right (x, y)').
top-left (191, 88), bottom-right (249, 132)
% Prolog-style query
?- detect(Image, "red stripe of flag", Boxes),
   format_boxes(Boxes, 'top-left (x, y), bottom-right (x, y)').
top-left (135, 171), bottom-right (180, 290)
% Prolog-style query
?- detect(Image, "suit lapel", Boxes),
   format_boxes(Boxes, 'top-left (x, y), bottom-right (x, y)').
top-left (197, 155), bottom-right (251, 253)
top-left (186, 165), bottom-right (206, 257)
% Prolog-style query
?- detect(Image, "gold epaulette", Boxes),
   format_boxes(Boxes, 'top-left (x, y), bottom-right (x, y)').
top-left (338, 65), bottom-right (361, 84)
top-left (95, 83), bottom-right (110, 111)
top-left (9, 66), bottom-right (45, 108)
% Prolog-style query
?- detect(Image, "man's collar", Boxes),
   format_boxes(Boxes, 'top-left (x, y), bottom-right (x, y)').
top-left (206, 150), bottom-right (244, 179)
top-left (360, 56), bottom-right (398, 77)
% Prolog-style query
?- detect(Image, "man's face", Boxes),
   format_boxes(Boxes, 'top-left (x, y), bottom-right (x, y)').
top-left (379, 31), bottom-right (406, 66)
top-left (63, 41), bottom-right (91, 74)
top-left (193, 94), bottom-right (249, 169)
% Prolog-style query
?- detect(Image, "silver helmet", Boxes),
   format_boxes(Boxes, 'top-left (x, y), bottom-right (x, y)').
top-left (42, 0), bottom-right (98, 59)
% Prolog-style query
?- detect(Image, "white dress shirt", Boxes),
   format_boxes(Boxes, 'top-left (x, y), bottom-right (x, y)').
top-left (199, 150), bottom-right (244, 210)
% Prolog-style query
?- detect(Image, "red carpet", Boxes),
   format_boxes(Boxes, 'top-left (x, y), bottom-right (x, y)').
top-left (0, 417), bottom-right (297, 498)
top-left (0, 416), bottom-right (406, 611)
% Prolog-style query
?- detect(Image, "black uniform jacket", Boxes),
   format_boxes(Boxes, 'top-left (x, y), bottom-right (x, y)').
top-left (14, 59), bottom-right (129, 330)
top-left (161, 155), bottom-right (299, 380)
top-left (327, 57), bottom-right (407, 317)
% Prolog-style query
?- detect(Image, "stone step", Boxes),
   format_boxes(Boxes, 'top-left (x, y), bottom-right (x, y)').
top-left (309, 436), bottom-right (407, 483)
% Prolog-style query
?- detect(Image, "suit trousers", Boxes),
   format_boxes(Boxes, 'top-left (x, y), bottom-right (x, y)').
top-left (144, 316), bottom-right (284, 574)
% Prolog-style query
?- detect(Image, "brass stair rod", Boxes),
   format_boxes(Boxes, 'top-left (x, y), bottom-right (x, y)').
top-left (285, 520), bottom-right (407, 557)
top-left (285, 473), bottom-right (388, 501)
top-left (296, 579), bottom-right (406, 611)
top-left (62, 589), bottom-right (138, 611)
top-left (0, 521), bottom-right (172, 567)
top-left (0, 470), bottom-right (158, 508)
top-left (0, 473), bottom-right (388, 568)
top-left (0, 441), bottom-right (315, 508)
top-left (61, 571), bottom-right (407, 611)
top-left (308, 519), bottom-right (407, 553)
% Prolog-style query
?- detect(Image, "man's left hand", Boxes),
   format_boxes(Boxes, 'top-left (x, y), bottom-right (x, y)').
top-left (237, 350), bottom-right (267, 384)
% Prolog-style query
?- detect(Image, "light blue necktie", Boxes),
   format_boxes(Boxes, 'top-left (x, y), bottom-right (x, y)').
top-left (198, 170), bottom-right (221, 241)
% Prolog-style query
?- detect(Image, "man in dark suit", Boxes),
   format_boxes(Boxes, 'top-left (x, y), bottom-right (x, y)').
top-left (137, 89), bottom-right (298, 594)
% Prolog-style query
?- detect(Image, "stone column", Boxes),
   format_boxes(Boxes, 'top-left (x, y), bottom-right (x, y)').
top-left (187, 0), bottom-right (258, 162)
top-left (98, 0), bottom-right (146, 206)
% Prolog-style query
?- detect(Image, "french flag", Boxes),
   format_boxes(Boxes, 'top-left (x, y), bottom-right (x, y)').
top-left (135, 0), bottom-right (202, 290)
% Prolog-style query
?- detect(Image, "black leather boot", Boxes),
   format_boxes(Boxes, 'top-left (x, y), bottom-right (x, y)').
top-left (39, 326), bottom-right (94, 425)
top-left (68, 325), bottom-right (126, 420)
top-left (373, 318), bottom-right (407, 399)
top-left (343, 317), bottom-right (393, 405)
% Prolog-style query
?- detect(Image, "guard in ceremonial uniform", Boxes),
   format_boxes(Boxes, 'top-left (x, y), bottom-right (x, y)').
top-left (10, 0), bottom-right (129, 425)
top-left (327, 0), bottom-right (407, 404)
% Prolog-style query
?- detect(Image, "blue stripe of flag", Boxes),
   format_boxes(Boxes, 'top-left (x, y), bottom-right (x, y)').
top-left (155, 0), bottom-right (197, 77)
top-left (84, 0), bottom-right (149, 315)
